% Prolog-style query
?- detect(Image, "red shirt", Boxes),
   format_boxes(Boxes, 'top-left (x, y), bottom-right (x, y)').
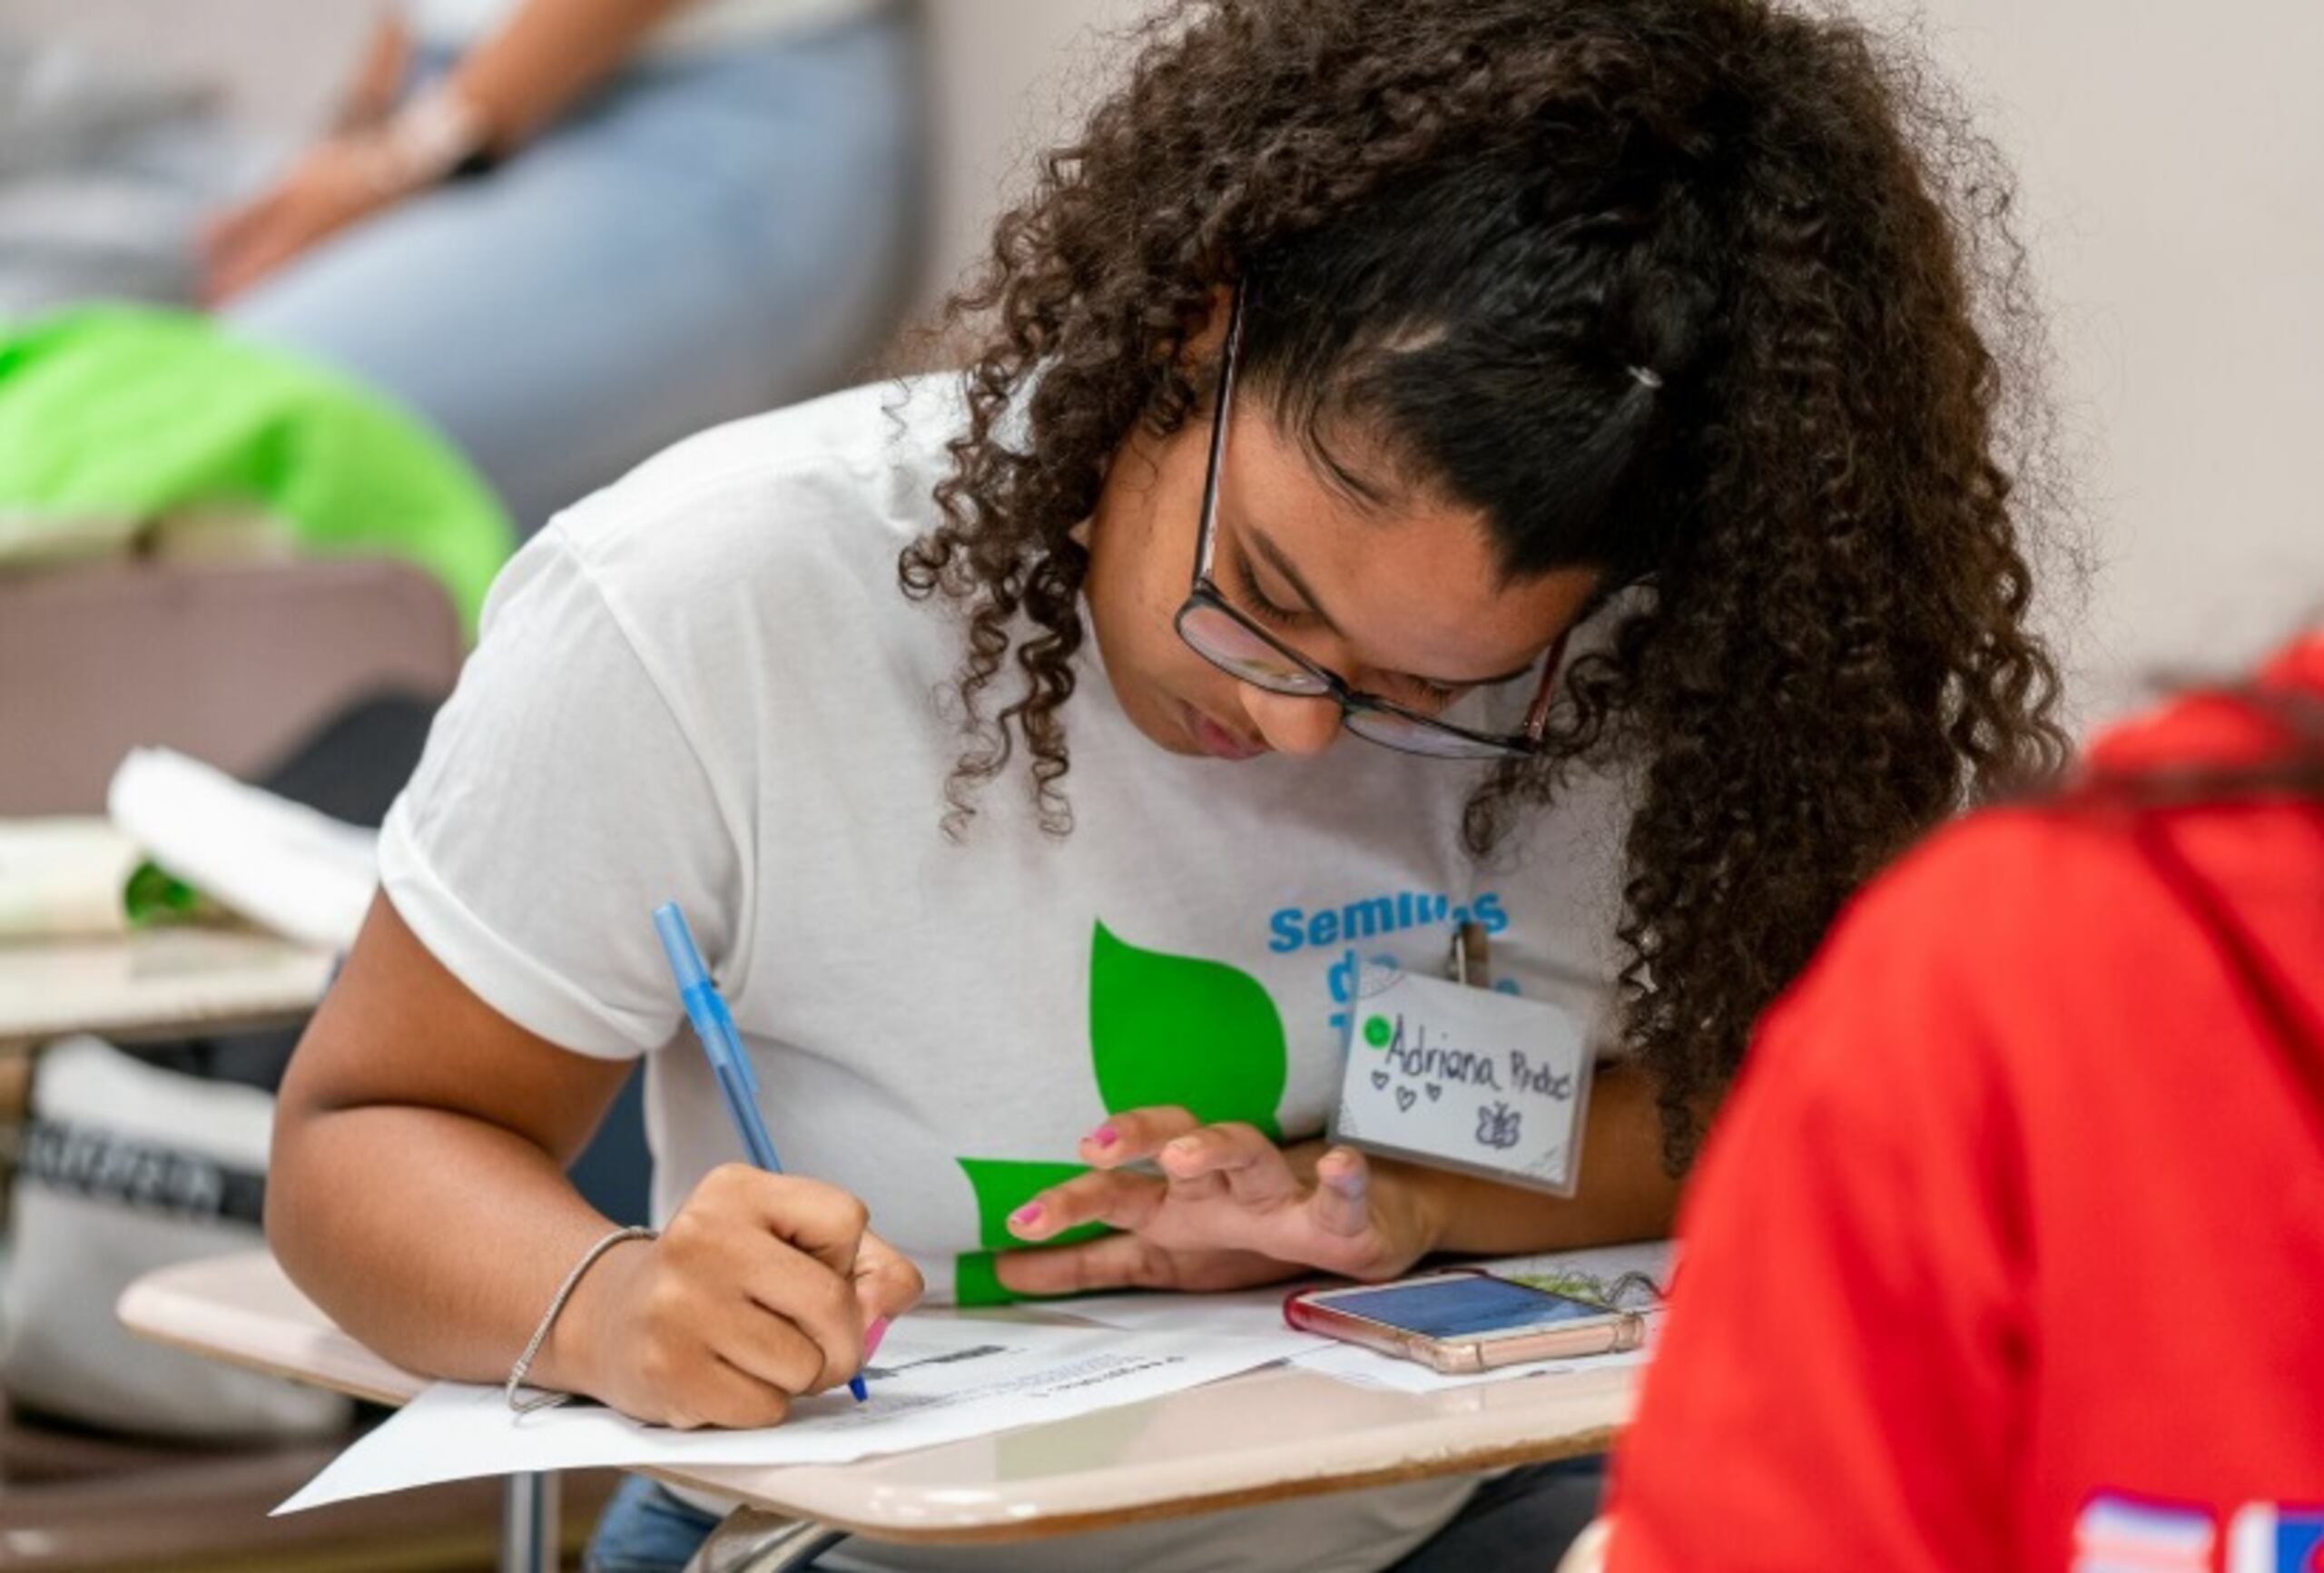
top-left (1606, 635), bottom-right (2324, 1573)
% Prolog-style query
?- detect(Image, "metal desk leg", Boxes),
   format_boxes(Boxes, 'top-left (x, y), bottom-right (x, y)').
top-left (501, 1470), bottom-right (560, 1573)
top-left (684, 1506), bottom-right (850, 1573)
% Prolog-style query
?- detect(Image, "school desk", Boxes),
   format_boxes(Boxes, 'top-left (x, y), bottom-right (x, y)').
top-left (122, 1251), bottom-right (1640, 1573)
top-left (0, 925), bottom-right (331, 1057)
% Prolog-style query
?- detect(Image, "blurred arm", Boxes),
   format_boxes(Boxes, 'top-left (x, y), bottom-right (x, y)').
top-left (201, 0), bottom-right (697, 298)
top-left (437, 0), bottom-right (700, 154)
top-left (332, 14), bottom-right (414, 133)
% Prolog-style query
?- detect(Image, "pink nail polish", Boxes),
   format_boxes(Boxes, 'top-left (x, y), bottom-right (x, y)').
top-left (1009, 1202), bottom-right (1043, 1228)
top-left (863, 1317), bottom-right (891, 1360)
top-left (1088, 1124), bottom-right (1119, 1148)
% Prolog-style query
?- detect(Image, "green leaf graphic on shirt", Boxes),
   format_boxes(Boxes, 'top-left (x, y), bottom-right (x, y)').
top-left (1087, 920), bottom-right (1285, 1137)
top-left (952, 920), bottom-right (1290, 1306)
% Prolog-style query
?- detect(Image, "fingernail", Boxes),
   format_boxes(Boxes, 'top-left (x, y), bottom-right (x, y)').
top-left (1009, 1202), bottom-right (1043, 1230)
top-left (1088, 1123), bottom-right (1119, 1148)
top-left (1167, 1136), bottom-right (1201, 1156)
top-left (863, 1317), bottom-right (891, 1361)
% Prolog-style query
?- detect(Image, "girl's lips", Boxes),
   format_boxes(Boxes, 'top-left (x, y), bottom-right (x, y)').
top-left (1185, 703), bottom-right (1269, 761)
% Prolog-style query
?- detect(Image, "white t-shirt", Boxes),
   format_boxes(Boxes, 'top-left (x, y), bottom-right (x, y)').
top-left (379, 377), bottom-right (1634, 1573)
top-left (401, 0), bottom-right (881, 56)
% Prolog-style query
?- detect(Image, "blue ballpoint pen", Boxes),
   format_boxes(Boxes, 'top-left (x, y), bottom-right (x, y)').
top-left (653, 900), bottom-right (871, 1403)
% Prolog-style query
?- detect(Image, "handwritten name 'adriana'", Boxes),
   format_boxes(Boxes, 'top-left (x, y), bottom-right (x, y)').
top-left (1371, 1015), bottom-right (1573, 1100)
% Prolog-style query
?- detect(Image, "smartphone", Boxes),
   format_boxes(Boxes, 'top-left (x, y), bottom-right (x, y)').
top-left (1284, 1268), bottom-right (1646, 1374)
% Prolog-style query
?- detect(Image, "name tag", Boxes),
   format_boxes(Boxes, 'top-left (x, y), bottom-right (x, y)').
top-left (1330, 970), bottom-right (1594, 1195)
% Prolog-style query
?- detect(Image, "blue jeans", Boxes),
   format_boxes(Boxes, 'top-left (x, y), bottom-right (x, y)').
top-left (584, 1475), bottom-right (726, 1573)
top-left (583, 1457), bottom-right (1607, 1573)
top-left (225, 7), bottom-right (920, 536)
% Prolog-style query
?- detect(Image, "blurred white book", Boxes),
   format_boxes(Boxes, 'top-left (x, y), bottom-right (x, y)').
top-left (105, 747), bottom-right (375, 950)
top-left (0, 751), bottom-right (375, 949)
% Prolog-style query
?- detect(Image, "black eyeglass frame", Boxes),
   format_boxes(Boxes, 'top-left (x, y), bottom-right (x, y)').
top-left (1170, 285), bottom-right (1561, 760)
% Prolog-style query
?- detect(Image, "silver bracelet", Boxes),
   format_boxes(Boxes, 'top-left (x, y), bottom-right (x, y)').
top-left (359, 83), bottom-right (492, 197)
top-left (506, 1224), bottom-right (656, 1414)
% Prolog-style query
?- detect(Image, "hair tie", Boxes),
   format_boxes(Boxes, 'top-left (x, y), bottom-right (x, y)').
top-left (1627, 364), bottom-right (1663, 390)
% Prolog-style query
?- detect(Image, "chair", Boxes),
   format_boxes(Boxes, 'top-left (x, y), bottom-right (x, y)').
top-left (0, 555), bottom-right (462, 815)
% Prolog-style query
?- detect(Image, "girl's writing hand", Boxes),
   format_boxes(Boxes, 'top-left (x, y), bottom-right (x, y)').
top-left (992, 1106), bottom-right (1441, 1295)
top-left (554, 1165), bottom-right (921, 1429)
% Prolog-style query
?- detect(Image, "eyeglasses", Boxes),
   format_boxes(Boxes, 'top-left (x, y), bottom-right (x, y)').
top-left (1171, 286), bottom-right (1561, 760)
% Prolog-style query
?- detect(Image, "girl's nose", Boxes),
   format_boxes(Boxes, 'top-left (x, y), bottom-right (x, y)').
top-left (1239, 685), bottom-right (1343, 755)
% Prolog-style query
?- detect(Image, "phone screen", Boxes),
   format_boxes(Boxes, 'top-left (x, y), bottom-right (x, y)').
top-left (1319, 1275), bottom-right (1610, 1338)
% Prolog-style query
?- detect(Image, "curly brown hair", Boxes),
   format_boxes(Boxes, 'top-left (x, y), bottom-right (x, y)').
top-left (899, 0), bottom-right (2074, 1165)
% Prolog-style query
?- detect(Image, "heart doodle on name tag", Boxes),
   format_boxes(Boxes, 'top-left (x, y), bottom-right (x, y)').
top-left (1395, 1086), bottom-right (1417, 1112)
top-left (1424, 1084), bottom-right (1443, 1101)
top-left (1371, 1070), bottom-right (1390, 1091)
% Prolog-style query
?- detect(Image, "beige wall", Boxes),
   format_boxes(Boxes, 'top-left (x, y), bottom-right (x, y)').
top-left (922, 1), bottom-right (2324, 723)
top-left (910, 1), bottom-right (1149, 317)
top-left (1864, 0), bottom-right (2324, 718)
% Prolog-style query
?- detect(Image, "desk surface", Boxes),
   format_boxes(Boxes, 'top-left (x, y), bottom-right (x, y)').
top-left (0, 927), bottom-right (332, 1053)
top-left (122, 1252), bottom-right (1637, 1545)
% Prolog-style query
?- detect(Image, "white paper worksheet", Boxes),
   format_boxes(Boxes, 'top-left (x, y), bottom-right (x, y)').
top-left (277, 1313), bottom-right (1315, 1514)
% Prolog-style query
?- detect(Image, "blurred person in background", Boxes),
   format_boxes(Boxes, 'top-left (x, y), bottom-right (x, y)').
top-left (207, 0), bottom-right (920, 536)
top-left (1570, 629), bottom-right (2324, 1573)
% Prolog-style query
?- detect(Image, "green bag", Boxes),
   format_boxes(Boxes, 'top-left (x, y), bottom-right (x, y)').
top-left (0, 306), bottom-right (512, 636)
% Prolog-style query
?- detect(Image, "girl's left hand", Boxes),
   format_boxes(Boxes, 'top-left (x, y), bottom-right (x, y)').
top-left (992, 1106), bottom-right (1443, 1295)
